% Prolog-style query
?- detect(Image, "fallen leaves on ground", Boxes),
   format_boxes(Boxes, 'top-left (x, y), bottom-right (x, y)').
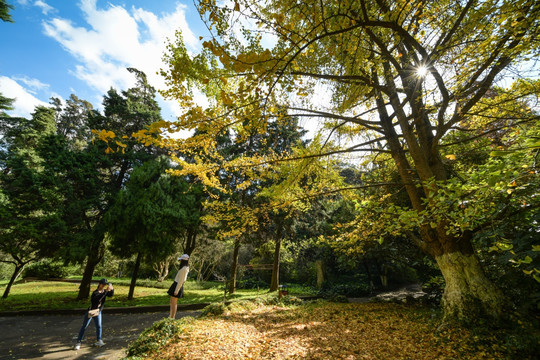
top-left (139, 301), bottom-right (532, 359)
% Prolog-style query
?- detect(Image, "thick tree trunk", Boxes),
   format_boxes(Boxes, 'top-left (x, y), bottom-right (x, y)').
top-left (270, 237), bottom-right (281, 292)
top-left (128, 252), bottom-right (142, 300)
top-left (435, 251), bottom-right (506, 323)
top-left (229, 239), bottom-right (241, 294)
top-left (2, 263), bottom-right (25, 299)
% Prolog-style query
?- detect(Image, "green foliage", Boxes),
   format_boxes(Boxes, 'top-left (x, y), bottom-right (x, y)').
top-left (125, 316), bottom-right (195, 359)
top-left (200, 302), bottom-right (228, 317)
top-left (0, 0), bottom-right (13, 22)
top-left (421, 275), bottom-right (445, 306)
top-left (319, 282), bottom-right (371, 298)
top-left (106, 157), bottom-right (203, 262)
top-left (23, 261), bottom-right (67, 279)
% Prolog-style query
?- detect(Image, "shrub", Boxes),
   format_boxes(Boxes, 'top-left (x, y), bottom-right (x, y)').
top-left (319, 282), bottom-right (371, 298)
top-left (125, 317), bottom-right (194, 358)
top-left (263, 295), bottom-right (304, 306)
top-left (421, 275), bottom-right (445, 306)
top-left (237, 278), bottom-right (268, 289)
top-left (200, 302), bottom-right (229, 317)
top-left (23, 261), bottom-right (67, 279)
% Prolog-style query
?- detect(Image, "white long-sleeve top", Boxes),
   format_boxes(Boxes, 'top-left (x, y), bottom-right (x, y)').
top-left (173, 266), bottom-right (189, 295)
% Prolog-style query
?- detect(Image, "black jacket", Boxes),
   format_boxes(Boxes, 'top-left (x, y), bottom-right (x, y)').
top-left (89, 289), bottom-right (114, 311)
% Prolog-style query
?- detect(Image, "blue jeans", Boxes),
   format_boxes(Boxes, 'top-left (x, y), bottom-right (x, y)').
top-left (77, 310), bottom-right (102, 342)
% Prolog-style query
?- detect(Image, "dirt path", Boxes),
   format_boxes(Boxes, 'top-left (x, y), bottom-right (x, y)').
top-left (0, 310), bottom-right (200, 360)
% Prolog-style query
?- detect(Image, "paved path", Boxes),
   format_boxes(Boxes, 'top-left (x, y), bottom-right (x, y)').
top-left (0, 310), bottom-right (200, 360)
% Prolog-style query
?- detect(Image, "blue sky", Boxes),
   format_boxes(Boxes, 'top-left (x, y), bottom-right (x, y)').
top-left (0, 0), bottom-right (207, 120)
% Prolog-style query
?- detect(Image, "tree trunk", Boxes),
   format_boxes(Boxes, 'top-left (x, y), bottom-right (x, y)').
top-left (270, 237), bottom-right (281, 292)
top-left (77, 255), bottom-right (100, 300)
top-left (363, 260), bottom-right (374, 293)
top-left (153, 257), bottom-right (170, 282)
top-left (315, 260), bottom-right (325, 289)
top-left (229, 239), bottom-right (241, 294)
top-left (378, 84), bottom-right (507, 321)
top-left (184, 226), bottom-right (197, 255)
top-left (435, 251), bottom-right (506, 323)
top-left (128, 252), bottom-right (141, 300)
top-left (2, 263), bottom-right (25, 299)
top-left (77, 234), bottom-right (105, 300)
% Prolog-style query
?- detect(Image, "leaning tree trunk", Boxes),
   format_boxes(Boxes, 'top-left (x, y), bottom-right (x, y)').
top-left (77, 254), bottom-right (101, 300)
top-left (229, 239), bottom-right (241, 294)
top-left (2, 262), bottom-right (26, 299)
top-left (128, 252), bottom-right (141, 300)
top-left (270, 237), bottom-right (282, 292)
top-left (77, 233), bottom-right (106, 300)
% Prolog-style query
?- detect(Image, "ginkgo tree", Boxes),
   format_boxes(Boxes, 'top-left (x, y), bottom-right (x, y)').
top-left (136, 0), bottom-right (540, 322)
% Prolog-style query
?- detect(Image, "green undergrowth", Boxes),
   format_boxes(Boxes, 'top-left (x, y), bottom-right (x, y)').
top-left (125, 316), bottom-right (196, 360)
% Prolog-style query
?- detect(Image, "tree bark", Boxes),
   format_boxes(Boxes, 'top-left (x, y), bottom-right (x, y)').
top-left (184, 226), bottom-right (198, 255)
top-left (315, 260), bottom-right (325, 289)
top-left (153, 257), bottom-right (171, 282)
top-left (270, 237), bottom-right (281, 292)
top-left (435, 249), bottom-right (506, 323)
top-left (2, 263), bottom-right (26, 299)
top-left (77, 255), bottom-right (100, 300)
top-left (363, 259), bottom-right (374, 293)
top-left (229, 239), bottom-right (241, 294)
top-left (128, 251), bottom-right (142, 300)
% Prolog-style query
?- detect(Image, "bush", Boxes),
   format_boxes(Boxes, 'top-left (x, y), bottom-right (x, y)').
top-left (200, 302), bottom-right (229, 317)
top-left (23, 261), bottom-right (67, 279)
top-left (319, 282), bottom-right (371, 298)
top-left (263, 295), bottom-right (304, 306)
top-left (237, 278), bottom-right (268, 289)
top-left (421, 275), bottom-right (445, 306)
top-left (125, 317), bottom-right (194, 358)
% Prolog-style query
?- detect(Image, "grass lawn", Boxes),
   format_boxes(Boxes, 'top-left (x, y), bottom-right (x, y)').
top-left (0, 280), bottom-right (288, 312)
top-left (126, 300), bottom-right (539, 360)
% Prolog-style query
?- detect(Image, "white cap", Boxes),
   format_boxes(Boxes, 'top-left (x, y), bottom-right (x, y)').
top-left (178, 254), bottom-right (190, 261)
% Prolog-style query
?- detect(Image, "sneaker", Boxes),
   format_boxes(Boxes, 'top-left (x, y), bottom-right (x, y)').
top-left (74, 342), bottom-right (81, 350)
top-left (94, 339), bottom-right (105, 347)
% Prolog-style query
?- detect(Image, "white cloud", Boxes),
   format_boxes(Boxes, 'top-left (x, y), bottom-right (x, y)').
top-left (12, 76), bottom-right (50, 94)
top-left (34, 0), bottom-right (54, 15)
top-left (0, 76), bottom-right (49, 118)
top-left (42, 0), bottom-right (199, 116)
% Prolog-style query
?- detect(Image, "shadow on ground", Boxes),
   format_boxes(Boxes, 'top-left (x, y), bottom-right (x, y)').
top-left (0, 310), bottom-right (199, 360)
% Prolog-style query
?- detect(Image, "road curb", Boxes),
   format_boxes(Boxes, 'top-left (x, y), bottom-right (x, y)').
top-left (0, 302), bottom-right (210, 317)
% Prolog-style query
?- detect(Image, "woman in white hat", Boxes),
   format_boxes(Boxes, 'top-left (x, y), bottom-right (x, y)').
top-left (168, 254), bottom-right (189, 318)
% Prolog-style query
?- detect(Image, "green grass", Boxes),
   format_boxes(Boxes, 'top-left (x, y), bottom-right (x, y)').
top-left (0, 279), bottom-right (315, 312)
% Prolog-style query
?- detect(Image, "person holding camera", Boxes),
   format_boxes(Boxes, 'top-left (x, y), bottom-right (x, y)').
top-left (74, 278), bottom-right (114, 350)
